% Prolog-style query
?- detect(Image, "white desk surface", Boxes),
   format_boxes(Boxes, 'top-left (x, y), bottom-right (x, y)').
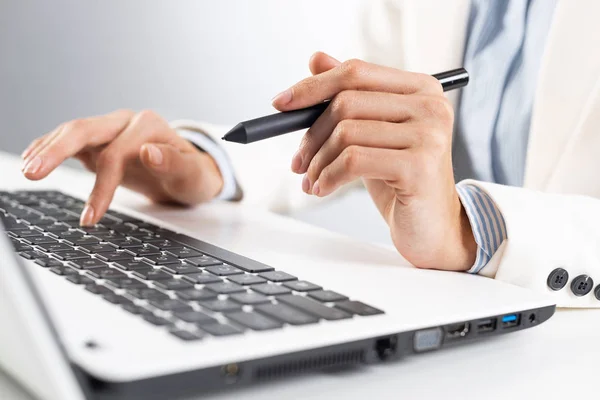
top-left (0, 151), bottom-right (598, 400)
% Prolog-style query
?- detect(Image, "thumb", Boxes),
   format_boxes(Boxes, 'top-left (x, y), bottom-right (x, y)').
top-left (309, 51), bottom-right (342, 75)
top-left (140, 143), bottom-right (223, 204)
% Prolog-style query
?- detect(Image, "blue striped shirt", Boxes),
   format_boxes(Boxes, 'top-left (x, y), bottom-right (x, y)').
top-left (456, 0), bottom-right (556, 272)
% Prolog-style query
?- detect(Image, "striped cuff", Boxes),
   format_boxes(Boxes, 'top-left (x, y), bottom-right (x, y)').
top-left (456, 184), bottom-right (507, 274)
top-left (177, 129), bottom-right (239, 201)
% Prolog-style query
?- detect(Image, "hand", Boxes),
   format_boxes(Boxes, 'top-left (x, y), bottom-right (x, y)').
top-left (272, 52), bottom-right (476, 271)
top-left (21, 109), bottom-right (224, 226)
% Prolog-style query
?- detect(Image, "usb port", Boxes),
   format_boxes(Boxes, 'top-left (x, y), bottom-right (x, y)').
top-left (501, 314), bottom-right (520, 329)
top-left (476, 319), bottom-right (496, 334)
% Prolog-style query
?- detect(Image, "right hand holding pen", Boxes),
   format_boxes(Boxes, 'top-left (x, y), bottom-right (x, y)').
top-left (21, 109), bottom-right (224, 226)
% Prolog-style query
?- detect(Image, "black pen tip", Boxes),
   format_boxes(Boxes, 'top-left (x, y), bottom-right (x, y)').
top-left (222, 123), bottom-right (248, 144)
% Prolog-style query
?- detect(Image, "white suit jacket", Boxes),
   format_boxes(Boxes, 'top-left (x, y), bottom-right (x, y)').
top-left (172, 0), bottom-right (600, 309)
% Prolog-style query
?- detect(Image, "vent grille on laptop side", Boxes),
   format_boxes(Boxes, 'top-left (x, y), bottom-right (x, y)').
top-left (254, 350), bottom-right (365, 381)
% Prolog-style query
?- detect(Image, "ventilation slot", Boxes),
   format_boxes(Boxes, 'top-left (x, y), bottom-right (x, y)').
top-left (254, 350), bottom-right (364, 382)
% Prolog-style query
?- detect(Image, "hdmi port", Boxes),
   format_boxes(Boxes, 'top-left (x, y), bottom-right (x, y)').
top-left (445, 322), bottom-right (470, 339)
top-left (476, 319), bottom-right (496, 334)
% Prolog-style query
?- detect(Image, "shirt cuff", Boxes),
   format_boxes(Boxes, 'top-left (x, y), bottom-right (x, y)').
top-left (177, 129), bottom-right (238, 201)
top-left (456, 184), bottom-right (507, 274)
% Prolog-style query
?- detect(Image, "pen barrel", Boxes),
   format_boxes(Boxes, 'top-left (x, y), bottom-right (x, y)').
top-left (433, 68), bottom-right (469, 91)
top-left (243, 102), bottom-right (330, 143)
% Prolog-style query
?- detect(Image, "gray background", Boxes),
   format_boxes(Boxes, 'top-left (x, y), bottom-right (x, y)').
top-left (0, 0), bottom-right (392, 247)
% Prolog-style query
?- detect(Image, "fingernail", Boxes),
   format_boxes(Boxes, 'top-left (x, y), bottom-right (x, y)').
top-left (272, 89), bottom-right (293, 107)
top-left (291, 151), bottom-right (304, 173)
top-left (302, 174), bottom-right (311, 194)
top-left (312, 181), bottom-right (321, 196)
top-left (80, 204), bottom-right (95, 226)
top-left (23, 157), bottom-right (42, 175)
top-left (146, 144), bottom-right (163, 166)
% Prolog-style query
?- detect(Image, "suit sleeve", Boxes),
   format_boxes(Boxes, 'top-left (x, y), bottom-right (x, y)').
top-left (461, 179), bottom-right (600, 309)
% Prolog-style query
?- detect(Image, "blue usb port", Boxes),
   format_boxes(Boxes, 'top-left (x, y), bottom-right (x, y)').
top-left (501, 314), bottom-right (520, 328)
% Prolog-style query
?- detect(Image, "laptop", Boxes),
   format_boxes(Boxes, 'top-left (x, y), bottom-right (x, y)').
top-left (0, 190), bottom-right (556, 400)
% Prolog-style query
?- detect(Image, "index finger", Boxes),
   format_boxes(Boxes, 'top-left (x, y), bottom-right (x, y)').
top-left (272, 59), bottom-right (441, 111)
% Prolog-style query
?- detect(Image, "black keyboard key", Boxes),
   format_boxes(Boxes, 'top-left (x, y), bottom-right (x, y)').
top-left (36, 242), bottom-right (74, 253)
top-left (127, 244), bottom-right (161, 257)
top-left (132, 269), bottom-right (172, 281)
top-left (94, 231), bottom-right (125, 241)
top-left (259, 271), bottom-right (297, 282)
top-left (23, 236), bottom-right (58, 245)
top-left (58, 230), bottom-right (84, 240)
top-left (102, 293), bottom-right (131, 304)
top-left (35, 258), bottom-right (64, 268)
top-left (85, 284), bottom-right (114, 296)
top-left (200, 323), bottom-right (243, 337)
top-left (128, 232), bottom-right (160, 242)
top-left (1, 217), bottom-right (25, 230)
top-left (277, 295), bottom-right (351, 321)
top-left (227, 274), bottom-right (267, 286)
top-left (153, 279), bottom-right (193, 291)
top-left (161, 263), bottom-right (199, 275)
top-left (50, 266), bottom-right (78, 276)
top-left (184, 256), bottom-right (222, 268)
top-left (255, 303), bottom-right (319, 325)
top-left (68, 258), bottom-right (108, 270)
top-left (97, 216), bottom-right (121, 226)
top-left (11, 240), bottom-right (31, 252)
top-left (205, 264), bottom-right (244, 276)
top-left (19, 250), bottom-right (49, 260)
top-left (143, 253), bottom-right (181, 265)
top-left (52, 250), bottom-right (89, 261)
top-left (104, 277), bottom-right (148, 289)
top-left (66, 275), bottom-right (95, 285)
top-left (251, 283), bottom-right (292, 296)
top-left (307, 290), bottom-right (349, 303)
top-left (43, 223), bottom-right (72, 234)
top-left (72, 236), bottom-right (101, 246)
top-left (145, 239), bottom-right (183, 250)
top-left (204, 281), bottom-right (245, 294)
top-left (165, 247), bottom-right (203, 258)
top-left (107, 237), bottom-right (142, 248)
top-left (181, 272), bottom-right (223, 285)
top-left (170, 329), bottom-right (204, 341)
top-left (226, 311), bottom-right (282, 331)
top-left (335, 301), bottom-right (384, 316)
top-left (149, 299), bottom-right (192, 312)
top-left (10, 229), bottom-right (42, 238)
top-left (122, 303), bottom-right (152, 315)
top-left (95, 250), bottom-right (135, 262)
top-left (127, 288), bottom-right (170, 300)
top-left (173, 310), bottom-right (217, 325)
top-left (113, 261), bottom-right (152, 271)
top-left (176, 288), bottom-right (218, 301)
top-left (283, 280), bottom-right (322, 292)
top-left (229, 292), bottom-right (271, 305)
top-left (199, 299), bottom-right (243, 313)
top-left (112, 224), bottom-right (139, 234)
top-left (77, 226), bottom-right (110, 235)
top-left (79, 243), bottom-right (118, 254)
top-left (86, 268), bottom-right (129, 280)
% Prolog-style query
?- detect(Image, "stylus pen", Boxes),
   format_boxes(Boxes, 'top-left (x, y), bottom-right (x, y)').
top-left (222, 68), bottom-right (469, 144)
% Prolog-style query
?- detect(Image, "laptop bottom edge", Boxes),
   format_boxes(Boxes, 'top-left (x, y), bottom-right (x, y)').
top-left (75, 305), bottom-right (555, 400)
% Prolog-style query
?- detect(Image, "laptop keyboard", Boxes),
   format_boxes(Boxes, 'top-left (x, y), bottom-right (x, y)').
top-left (1, 190), bottom-right (384, 341)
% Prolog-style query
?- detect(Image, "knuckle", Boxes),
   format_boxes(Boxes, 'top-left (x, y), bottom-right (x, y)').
top-left (341, 145), bottom-right (361, 172)
top-left (63, 119), bottom-right (87, 134)
top-left (330, 91), bottom-right (354, 119)
top-left (420, 95), bottom-right (454, 122)
top-left (135, 109), bottom-right (160, 124)
top-left (340, 59), bottom-right (366, 80)
top-left (332, 120), bottom-right (355, 147)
